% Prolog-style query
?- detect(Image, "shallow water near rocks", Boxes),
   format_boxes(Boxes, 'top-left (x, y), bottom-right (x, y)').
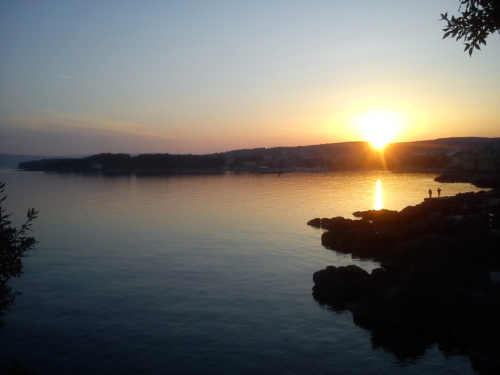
top-left (0, 169), bottom-right (488, 374)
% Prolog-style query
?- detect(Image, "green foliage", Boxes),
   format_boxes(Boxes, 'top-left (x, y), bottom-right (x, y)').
top-left (0, 182), bottom-right (38, 326)
top-left (441, 0), bottom-right (500, 56)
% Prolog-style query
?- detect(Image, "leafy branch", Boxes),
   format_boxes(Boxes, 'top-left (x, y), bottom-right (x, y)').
top-left (441, 0), bottom-right (500, 56)
top-left (0, 182), bottom-right (38, 325)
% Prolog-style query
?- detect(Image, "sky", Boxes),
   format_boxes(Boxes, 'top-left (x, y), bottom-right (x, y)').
top-left (1, 0), bottom-right (499, 156)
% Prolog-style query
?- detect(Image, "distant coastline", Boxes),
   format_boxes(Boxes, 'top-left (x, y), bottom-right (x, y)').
top-left (11, 136), bottom-right (500, 174)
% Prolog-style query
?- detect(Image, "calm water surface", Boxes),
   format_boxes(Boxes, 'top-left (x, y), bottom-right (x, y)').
top-left (0, 170), bottom-right (488, 374)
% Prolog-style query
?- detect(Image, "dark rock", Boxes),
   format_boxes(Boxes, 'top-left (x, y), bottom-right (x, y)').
top-left (352, 209), bottom-right (400, 228)
top-left (307, 218), bottom-right (321, 228)
top-left (435, 172), bottom-right (500, 189)
top-left (310, 187), bottom-right (500, 370)
top-left (312, 265), bottom-right (371, 303)
top-left (469, 330), bottom-right (500, 372)
top-left (320, 217), bottom-right (394, 259)
top-left (371, 267), bottom-right (387, 280)
top-left (381, 234), bottom-right (463, 270)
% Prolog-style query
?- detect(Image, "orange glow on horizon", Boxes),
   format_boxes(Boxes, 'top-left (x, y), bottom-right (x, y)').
top-left (356, 111), bottom-right (403, 149)
top-left (345, 106), bottom-right (410, 151)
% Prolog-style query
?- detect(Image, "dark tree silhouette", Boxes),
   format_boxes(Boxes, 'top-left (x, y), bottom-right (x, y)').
top-left (0, 182), bottom-right (38, 328)
top-left (441, 0), bottom-right (500, 56)
top-left (19, 153), bottom-right (226, 171)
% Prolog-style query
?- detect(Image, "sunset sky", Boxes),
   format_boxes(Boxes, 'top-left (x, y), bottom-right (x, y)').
top-left (1, 0), bottom-right (499, 156)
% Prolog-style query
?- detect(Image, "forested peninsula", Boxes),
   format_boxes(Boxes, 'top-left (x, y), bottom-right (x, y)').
top-left (18, 153), bottom-right (226, 173)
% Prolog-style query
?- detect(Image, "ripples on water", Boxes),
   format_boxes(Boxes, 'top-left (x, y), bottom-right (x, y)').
top-left (0, 170), bottom-right (487, 374)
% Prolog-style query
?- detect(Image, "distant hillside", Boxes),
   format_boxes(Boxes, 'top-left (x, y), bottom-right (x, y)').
top-left (221, 141), bottom-right (372, 158)
top-left (389, 137), bottom-right (500, 153)
top-left (0, 154), bottom-right (88, 169)
top-left (11, 137), bottom-right (500, 172)
top-left (221, 137), bottom-right (500, 171)
top-left (221, 137), bottom-right (500, 158)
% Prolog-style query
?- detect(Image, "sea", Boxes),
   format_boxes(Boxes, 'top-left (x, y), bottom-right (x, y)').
top-left (0, 169), bottom-right (489, 374)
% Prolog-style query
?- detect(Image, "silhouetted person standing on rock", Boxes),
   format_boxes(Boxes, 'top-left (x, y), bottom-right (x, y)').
top-left (429, 189), bottom-right (432, 198)
top-left (438, 188), bottom-right (441, 197)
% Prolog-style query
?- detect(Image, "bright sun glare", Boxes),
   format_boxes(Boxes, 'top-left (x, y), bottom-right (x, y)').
top-left (357, 112), bottom-right (402, 150)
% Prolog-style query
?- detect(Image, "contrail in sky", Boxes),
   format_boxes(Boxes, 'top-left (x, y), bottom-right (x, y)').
top-left (49, 75), bottom-right (71, 78)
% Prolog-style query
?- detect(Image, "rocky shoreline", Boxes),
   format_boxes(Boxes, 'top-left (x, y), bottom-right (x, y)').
top-left (435, 172), bottom-right (500, 189)
top-left (309, 174), bottom-right (500, 372)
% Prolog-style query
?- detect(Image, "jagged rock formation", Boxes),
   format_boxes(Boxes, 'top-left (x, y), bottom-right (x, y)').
top-left (310, 186), bottom-right (500, 372)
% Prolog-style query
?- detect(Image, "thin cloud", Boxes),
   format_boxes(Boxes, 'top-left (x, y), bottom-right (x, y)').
top-left (2, 112), bottom-right (182, 141)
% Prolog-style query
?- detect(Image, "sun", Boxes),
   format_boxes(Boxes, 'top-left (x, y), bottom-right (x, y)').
top-left (356, 111), bottom-right (402, 150)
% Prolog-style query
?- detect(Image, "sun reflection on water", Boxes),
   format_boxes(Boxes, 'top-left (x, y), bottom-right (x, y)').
top-left (374, 179), bottom-right (383, 210)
